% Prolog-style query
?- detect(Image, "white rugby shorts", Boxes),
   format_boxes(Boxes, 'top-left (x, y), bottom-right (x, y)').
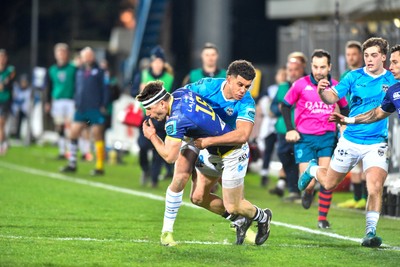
top-left (51, 99), bottom-right (75, 125)
top-left (330, 137), bottom-right (389, 173)
top-left (195, 143), bottom-right (249, 189)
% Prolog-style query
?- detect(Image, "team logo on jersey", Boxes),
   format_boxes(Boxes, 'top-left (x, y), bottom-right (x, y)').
top-left (165, 121), bottom-right (177, 136)
top-left (248, 108), bottom-right (255, 120)
top-left (382, 84), bottom-right (389, 92)
top-left (351, 96), bottom-right (363, 107)
top-left (226, 107), bottom-right (234, 116)
top-left (393, 91), bottom-right (400, 100)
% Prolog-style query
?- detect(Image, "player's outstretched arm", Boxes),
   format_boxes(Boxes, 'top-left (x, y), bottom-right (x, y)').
top-left (329, 107), bottom-right (391, 125)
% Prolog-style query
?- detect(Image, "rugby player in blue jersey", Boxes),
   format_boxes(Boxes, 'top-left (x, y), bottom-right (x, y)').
top-left (298, 37), bottom-right (397, 247)
top-left (138, 61), bottom-right (272, 247)
top-left (330, 45), bottom-right (400, 125)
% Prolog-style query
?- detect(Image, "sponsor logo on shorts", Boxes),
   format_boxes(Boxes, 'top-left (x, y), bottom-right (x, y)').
top-left (337, 149), bottom-right (348, 157)
top-left (296, 149), bottom-right (303, 159)
top-left (378, 148), bottom-right (385, 157)
top-left (238, 164), bottom-right (244, 172)
top-left (238, 153), bottom-right (248, 162)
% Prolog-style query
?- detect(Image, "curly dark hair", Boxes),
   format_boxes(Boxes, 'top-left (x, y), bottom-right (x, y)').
top-left (136, 81), bottom-right (170, 102)
top-left (362, 37), bottom-right (389, 55)
top-left (390, 44), bottom-right (400, 54)
top-left (226, 60), bottom-right (256, 81)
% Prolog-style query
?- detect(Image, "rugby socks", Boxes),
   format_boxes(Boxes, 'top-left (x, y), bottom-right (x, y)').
top-left (222, 211), bottom-right (245, 226)
top-left (366, 211), bottom-right (380, 234)
top-left (361, 181), bottom-right (368, 200)
top-left (309, 166), bottom-right (320, 180)
top-left (79, 138), bottom-right (91, 156)
top-left (58, 126), bottom-right (65, 156)
top-left (318, 187), bottom-right (332, 222)
top-left (252, 206), bottom-right (268, 223)
top-left (69, 139), bottom-right (78, 167)
top-left (162, 187), bottom-right (183, 233)
top-left (353, 183), bottom-right (362, 201)
top-left (95, 140), bottom-right (105, 170)
top-left (276, 177), bottom-right (286, 190)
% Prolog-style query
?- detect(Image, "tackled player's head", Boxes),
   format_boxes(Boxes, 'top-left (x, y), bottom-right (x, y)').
top-left (136, 81), bottom-right (171, 121)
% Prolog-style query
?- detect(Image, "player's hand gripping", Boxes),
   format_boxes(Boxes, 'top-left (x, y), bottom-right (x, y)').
top-left (194, 137), bottom-right (209, 149)
top-left (142, 119), bottom-right (157, 140)
top-left (317, 79), bottom-right (330, 93)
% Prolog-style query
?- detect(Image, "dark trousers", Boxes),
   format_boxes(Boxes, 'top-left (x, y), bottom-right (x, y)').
top-left (277, 134), bottom-right (299, 194)
top-left (262, 133), bottom-right (277, 171)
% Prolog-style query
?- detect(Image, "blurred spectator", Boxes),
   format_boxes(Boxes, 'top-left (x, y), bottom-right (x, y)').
top-left (61, 47), bottom-right (109, 176)
top-left (11, 74), bottom-right (32, 140)
top-left (268, 53), bottom-right (307, 201)
top-left (46, 43), bottom-right (77, 159)
top-left (182, 42), bottom-right (226, 85)
top-left (0, 49), bottom-right (16, 155)
top-left (135, 45), bottom-right (174, 187)
top-left (257, 67), bottom-right (286, 187)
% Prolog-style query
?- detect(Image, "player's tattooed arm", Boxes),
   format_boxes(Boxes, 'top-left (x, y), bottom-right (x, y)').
top-left (354, 107), bottom-right (391, 124)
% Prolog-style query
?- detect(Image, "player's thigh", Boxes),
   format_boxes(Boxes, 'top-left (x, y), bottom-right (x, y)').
top-left (191, 170), bottom-right (219, 201)
top-left (220, 144), bottom-right (249, 189)
top-left (330, 137), bottom-right (359, 174)
top-left (91, 124), bottom-right (104, 140)
top-left (364, 166), bottom-right (387, 194)
top-left (318, 156), bottom-right (331, 169)
top-left (362, 142), bottom-right (389, 173)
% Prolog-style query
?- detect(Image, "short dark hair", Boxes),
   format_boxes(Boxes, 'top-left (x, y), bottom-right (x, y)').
top-left (311, 49), bottom-right (331, 65)
top-left (202, 42), bottom-right (218, 52)
top-left (362, 37), bottom-right (389, 55)
top-left (136, 81), bottom-right (170, 103)
top-left (226, 60), bottom-right (256, 81)
top-left (346, 40), bottom-right (362, 52)
top-left (390, 44), bottom-right (400, 54)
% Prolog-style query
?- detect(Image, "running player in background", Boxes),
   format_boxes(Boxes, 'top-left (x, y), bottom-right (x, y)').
top-left (298, 37), bottom-right (397, 247)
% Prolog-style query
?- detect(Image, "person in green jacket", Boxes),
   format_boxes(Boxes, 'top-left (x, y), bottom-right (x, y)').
top-left (182, 42), bottom-right (226, 85)
top-left (0, 49), bottom-right (16, 155)
top-left (46, 43), bottom-right (77, 159)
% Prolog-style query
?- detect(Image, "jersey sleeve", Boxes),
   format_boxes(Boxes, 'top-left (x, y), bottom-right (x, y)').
top-left (237, 95), bottom-right (256, 123)
top-left (165, 117), bottom-right (185, 141)
top-left (184, 78), bottom-right (207, 94)
top-left (283, 81), bottom-right (300, 106)
top-left (380, 89), bottom-right (396, 114)
top-left (332, 73), bottom-right (352, 99)
top-left (337, 96), bottom-right (349, 108)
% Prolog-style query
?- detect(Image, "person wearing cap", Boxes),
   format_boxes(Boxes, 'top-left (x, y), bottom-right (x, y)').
top-left (0, 49), bottom-right (16, 155)
top-left (136, 45), bottom-right (174, 187)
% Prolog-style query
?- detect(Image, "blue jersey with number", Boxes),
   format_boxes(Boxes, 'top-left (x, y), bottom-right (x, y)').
top-left (165, 88), bottom-right (232, 153)
top-left (332, 68), bottom-right (397, 144)
top-left (381, 82), bottom-right (400, 118)
top-left (184, 78), bottom-right (256, 129)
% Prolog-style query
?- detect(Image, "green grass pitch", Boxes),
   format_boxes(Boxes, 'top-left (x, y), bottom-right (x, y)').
top-left (0, 145), bottom-right (399, 266)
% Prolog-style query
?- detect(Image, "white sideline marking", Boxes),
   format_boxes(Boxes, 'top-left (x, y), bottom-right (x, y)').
top-left (0, 161), bottom-right (398, 250)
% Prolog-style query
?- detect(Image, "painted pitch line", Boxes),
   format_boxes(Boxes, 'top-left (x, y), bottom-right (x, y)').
top-left (0, 161), bottom-right (398, 250)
